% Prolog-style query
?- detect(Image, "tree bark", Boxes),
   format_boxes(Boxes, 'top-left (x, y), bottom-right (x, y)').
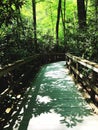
top-left (50, 3), bottom-right (54, 36)
top-left (61, 0), bottom-right (66, 41)
top-left (61, 8), bottom-right (65, 40)
top-left (77, 0), bottom-right (86, 29)
top-left (64, 0), bottom-right (66, 26)
top-left (95, 0), bottom-right (98, 31)
top-left (56, 0), bottom-right (62, 51)
top-left (32, 0), bottom-right (37, 52)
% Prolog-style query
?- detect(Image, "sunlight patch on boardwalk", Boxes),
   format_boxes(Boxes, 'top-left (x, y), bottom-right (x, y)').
top-left (28, 111), bottom-right (65, 130)
top-left (12, 61), bottom-right (98, 130)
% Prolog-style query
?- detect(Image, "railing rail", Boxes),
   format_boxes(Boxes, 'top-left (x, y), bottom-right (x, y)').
top-left (0, 54), bottom-right (41, 100)
top-left (0, 53), bottom-right (65, 95)
top-left (0, 54), bottom-right (40, 78)
top-left (0, 53), bottom-right (65, 128)
top-left (0, 52), bottom-right (65, 77)
top-left (66, 53), bottom-right (98, 104)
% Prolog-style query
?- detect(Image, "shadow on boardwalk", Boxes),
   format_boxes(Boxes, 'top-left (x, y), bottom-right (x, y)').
top-left (3, 62), bottom-right (93, 130)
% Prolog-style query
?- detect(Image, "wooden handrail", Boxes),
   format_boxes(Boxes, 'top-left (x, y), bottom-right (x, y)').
top-left (0, 53), bottom-right (66, 128)
top-left (0, 53), bottom-right (65, 78)
top-left (66, 53), bottom-right (98, 73)
top-left (66, 53), bottom-right (98, 103)
top-left (0, 53), bottom-right (65, 94)
top-left (0, 54), bottom-right (40, 102)
top-left (0, 54), bottom-right (40, 78)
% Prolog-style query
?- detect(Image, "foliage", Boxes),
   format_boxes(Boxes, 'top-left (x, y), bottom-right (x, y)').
top-left (0, 19), bottom-right (33, 65)
top-left (0, 0), bottom-right (98, 66)
top-left (0, 0), bottom-right (25, 27)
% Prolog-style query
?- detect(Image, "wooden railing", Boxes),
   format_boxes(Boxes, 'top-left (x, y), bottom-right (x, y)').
top-left (0, 53), bottom-right (65, 128)
top-left (0, 53), bottom-right (65, 98)
top-left (0, 54), bottom-right (42, 128)
top-left (66, 53), bottom-right (98, 104)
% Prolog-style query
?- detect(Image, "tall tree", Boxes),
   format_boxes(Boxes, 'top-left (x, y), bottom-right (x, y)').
top-left (77, 0), bottom-right (87, 29)
top-left (32, 0), bottom-right (37, 51)
top-left (61, 0), bottom-right (66, 42)
top-left (56, 0), bottom-right (62, 51)
top-left (50, 3), bottom-right (54, 37)
top-left (95, 0), bottom-right (98, 31)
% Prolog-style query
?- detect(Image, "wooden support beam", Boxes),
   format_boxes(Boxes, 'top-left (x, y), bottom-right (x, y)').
top-left (66, 53), bottom-right (98, 103)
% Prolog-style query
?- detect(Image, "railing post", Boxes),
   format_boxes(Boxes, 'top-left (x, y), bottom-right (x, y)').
top-left (90, 71), bottom-right (97, 103)
top-left (66, 53), bottom-right (98, 105)
top-left (76, 62), bottom-right (79, 82)
top-left (66, 55), bottom-right (68, 68)
top-left (69, 59), bottom-right (71, 73)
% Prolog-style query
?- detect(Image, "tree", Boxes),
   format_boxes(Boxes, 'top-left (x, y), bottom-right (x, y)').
top-left (61, 0), bottom-right (66, 43)
top-left (95, 0), bottom-right (98, 31)
top-left (32, 0), bottom-right (37, 52)
top-left (56, 0), bottom-right (62, 51)
top-left (0, 0), bottom-right (24, 27)
top-left (77, 0), bottom-right (87, 29)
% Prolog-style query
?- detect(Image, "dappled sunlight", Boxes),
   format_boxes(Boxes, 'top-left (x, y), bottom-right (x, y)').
top-left (27, 111), bottom-right (66, 130)
top-left (36, 95), bottom-right (52, 104)
top-left (5, 61), bottom-right (98, 130)
top-left (45, 61), bottom-right (67, 79)
top-left (1, 0), bottom-right (98, 128)
top-left (26, 61), bottom-right (93, 129)
top-left (45, 70), bottom-right (65, 79)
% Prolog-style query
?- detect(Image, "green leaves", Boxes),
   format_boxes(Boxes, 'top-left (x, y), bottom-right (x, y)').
top-left (0, 0), bottom-right (25, 27)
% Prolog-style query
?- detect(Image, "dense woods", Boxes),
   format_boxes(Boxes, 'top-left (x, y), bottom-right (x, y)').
top-left (0, 1), bottom-right (98, 128)
top-left (0, 0), bottom-right (98, 66)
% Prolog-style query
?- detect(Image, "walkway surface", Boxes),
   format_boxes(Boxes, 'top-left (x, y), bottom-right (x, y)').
top-left (7, 61), bottom-right (98, 130)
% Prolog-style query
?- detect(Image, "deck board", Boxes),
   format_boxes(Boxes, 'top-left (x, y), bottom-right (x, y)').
top-left (9, 61), bottom-right (98, 130)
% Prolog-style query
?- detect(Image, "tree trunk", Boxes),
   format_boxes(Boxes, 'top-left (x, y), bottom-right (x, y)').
top-left (61, 0), bottom-right (66, 42)
top-left (64, 0), bottom-right (66, 24)
top-left (85, 0), bottom-right (88, 13)
top-left (32, 0), bottom-right (37, 52)
top-left (61, 8), bottom-right (65, 40)
top-left (95, 0), bottom-right (98, 31)
top-left (77, 0), bottom-right (86, 29)
top-left (50, 3), bottom-right (54, 37)
top-left (56, 0), bottom-right (62, 51)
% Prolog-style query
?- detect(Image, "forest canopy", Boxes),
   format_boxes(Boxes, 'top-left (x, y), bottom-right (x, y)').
top-left (0, 0), bottom-right (98, 66)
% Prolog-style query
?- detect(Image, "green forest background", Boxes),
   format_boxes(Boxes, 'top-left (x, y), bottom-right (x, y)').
top-left (0, 0), bottom-right (98, 66)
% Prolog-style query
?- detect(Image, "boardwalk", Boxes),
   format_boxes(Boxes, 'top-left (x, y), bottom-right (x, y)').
top-left (6, 61), bottom-right (98, 130)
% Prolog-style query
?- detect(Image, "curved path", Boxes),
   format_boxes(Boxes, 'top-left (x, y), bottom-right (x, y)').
top-left (11, 61), bottom-right (98, 130)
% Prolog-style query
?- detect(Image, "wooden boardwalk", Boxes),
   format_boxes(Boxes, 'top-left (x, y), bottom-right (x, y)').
top-left (5, 61), bottom-right (98, 130)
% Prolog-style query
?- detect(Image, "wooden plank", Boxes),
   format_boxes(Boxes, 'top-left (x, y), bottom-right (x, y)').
top-left (0, 54), bottom-right (40, 78)
top-left (66, 53), bottom-right (98, 95)
top-left (66, 53), bottom-right (98, 73)
top-left (71, 65), bottom-right (83, 79)
top-left (0, 53), bottom-right (65, 97)
top-left (0, 88), bottom-right (11, 102)
top-left (13, 61), bottom-right (98, 130)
